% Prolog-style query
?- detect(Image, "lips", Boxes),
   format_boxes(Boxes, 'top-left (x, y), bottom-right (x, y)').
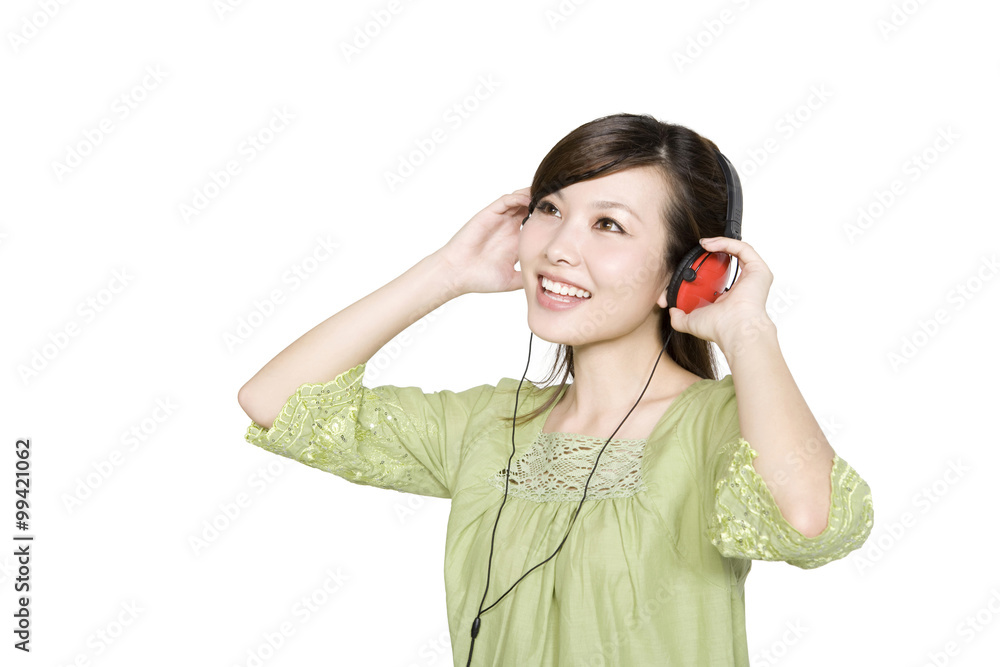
top-left (535, 275), bottom-right (590, 310)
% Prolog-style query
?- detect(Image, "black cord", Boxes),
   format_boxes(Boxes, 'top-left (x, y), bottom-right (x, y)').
top-left (466, 328), bottom-right (675, 665)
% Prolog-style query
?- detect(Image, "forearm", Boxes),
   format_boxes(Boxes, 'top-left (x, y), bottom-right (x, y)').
top-left (718, 316), bottom-right (836, 538)
top-left (238, 250), bottom-right (463, 429)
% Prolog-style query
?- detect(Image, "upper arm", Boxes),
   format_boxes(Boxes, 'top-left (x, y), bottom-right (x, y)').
top-left (243, 362), bottom-right (497, 498)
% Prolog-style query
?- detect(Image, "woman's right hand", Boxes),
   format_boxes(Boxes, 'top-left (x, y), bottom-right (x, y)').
top-left (435, 187), bottom-right (532, 295)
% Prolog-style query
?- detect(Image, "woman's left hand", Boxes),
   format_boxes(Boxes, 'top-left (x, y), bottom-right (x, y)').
top-left (667, 236), bottom-right (774, 350)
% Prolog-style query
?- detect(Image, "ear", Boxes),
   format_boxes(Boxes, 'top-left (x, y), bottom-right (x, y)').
top-left (657, 288), bottom-right (669, 310)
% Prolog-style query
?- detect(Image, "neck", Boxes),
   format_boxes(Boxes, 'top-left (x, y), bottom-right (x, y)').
top-left (559, 330), bottom-right (695, 426)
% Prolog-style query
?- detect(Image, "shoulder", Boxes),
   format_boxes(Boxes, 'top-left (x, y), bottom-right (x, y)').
top-left (429, 375), bottom-right (552, 420)
top-left (683, 373), bottom-right (735, 410)
top-left (493, 376), bottom-right (561, 414)
top-left (691, 374), bottom-right (737, 428)
top-left (653, 373), bottom-right (737, 448)
top-left (494, 376), bottom-right (557, 398)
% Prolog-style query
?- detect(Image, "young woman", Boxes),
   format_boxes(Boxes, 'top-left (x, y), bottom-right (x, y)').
top-left (238, 113), bottom-right (874, 666)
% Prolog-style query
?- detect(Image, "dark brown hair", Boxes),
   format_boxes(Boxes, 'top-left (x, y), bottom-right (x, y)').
top-left (505, 112), bottom-right (732, 427)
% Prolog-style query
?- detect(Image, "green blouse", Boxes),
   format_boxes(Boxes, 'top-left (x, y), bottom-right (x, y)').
top-left (244, 363), bottom-right (874, 666)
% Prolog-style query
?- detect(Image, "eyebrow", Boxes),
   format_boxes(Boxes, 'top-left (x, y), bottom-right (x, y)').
top-left (549, 192), bottom-right (639, 220)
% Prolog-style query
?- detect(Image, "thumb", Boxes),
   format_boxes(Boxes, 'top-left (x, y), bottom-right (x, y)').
top-left (506, 269), bottom-right (524, 292)
top-left (668, 307), bottom-right (689, 335)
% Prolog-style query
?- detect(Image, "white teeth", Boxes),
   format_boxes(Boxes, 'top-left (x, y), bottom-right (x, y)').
top-left (541, 276), bottom-right (591, 298)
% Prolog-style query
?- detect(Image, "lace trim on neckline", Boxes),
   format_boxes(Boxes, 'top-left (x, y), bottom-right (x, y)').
top-left (539, 431), bottom-right (647, 443)
top-left (486, 431), bottom-right (649, 503)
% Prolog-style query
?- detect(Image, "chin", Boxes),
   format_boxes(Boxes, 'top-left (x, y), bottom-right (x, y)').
top-left (525, 313), bottom-right (585, 348)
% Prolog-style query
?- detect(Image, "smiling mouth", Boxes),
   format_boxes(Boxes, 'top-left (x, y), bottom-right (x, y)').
top-left (536, 277), bottom-right (591, 310)
top-left (539, 275), bottom-right (592, 299)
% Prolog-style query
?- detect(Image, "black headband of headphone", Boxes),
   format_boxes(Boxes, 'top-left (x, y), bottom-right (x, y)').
top-left (714, 150), bottom-right (743, 241)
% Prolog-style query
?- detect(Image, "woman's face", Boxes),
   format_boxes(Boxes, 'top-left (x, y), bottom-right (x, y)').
top-left (518, 165), bottom-right (672, 348)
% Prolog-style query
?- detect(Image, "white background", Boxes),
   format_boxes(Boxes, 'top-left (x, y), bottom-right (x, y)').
top-left (3, 0), bottom-right (998, 665)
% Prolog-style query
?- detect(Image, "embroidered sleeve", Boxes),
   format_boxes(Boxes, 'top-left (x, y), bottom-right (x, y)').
top-left (698, 380), bottom-right (875, 569)
top-left (244, 362), bottom-right (493, 498)
top-left (707, 436), bottom-right (875, 569)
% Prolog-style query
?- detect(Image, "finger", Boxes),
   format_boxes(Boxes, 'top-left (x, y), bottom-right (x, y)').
top-left (667, 307), bottom-right (688, 335)
top-left (699, 236), bottom-right (762, 263)
top-left (488, 192), bottom-right (531, 217)
top-left (503, 191), bottom-right (532, 208)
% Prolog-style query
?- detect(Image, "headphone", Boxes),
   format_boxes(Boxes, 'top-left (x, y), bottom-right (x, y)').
top-left (464, 150), bottom-right (743, 665)
top-left (666, 150), bottom-right (743, 313)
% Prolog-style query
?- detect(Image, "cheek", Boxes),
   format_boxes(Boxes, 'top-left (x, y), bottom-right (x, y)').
top-left (517, 223), bottom-right (540, 260)
top-left (594, 253), bottom-right (665, 302)
top-left (593, 254), bottom-right (638, 288)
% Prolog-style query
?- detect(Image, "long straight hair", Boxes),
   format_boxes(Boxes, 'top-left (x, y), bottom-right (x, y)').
top-left (505, 113), bottom-right (732, 428)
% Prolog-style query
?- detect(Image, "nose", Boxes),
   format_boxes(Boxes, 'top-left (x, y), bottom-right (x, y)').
top-left (542, 214), bottom-right (583, 267)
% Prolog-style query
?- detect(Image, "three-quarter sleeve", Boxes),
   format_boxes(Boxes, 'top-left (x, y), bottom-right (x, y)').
top-left (244, 362), bottom-right (495, 499)
top-left (704, 387), bottom-right (875, 570)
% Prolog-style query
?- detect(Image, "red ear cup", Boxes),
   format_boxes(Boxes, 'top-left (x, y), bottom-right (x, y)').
top-left (665, 247), bottom-right (734, 314)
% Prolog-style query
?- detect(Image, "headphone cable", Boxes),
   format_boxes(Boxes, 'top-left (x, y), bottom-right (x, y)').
top-left (466, 328), bottom-right (675, 665)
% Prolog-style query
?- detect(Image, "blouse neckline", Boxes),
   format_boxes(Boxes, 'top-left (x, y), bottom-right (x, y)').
top-left (535, 376), bottom-right (714, 443)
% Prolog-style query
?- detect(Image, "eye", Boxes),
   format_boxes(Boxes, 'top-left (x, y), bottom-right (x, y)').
top-left (597, 218), bottom-right (626, 234)
top-left (537, 201), bottom-right (560, 216)
top-left (536, 200), bottom-right (627, 234)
